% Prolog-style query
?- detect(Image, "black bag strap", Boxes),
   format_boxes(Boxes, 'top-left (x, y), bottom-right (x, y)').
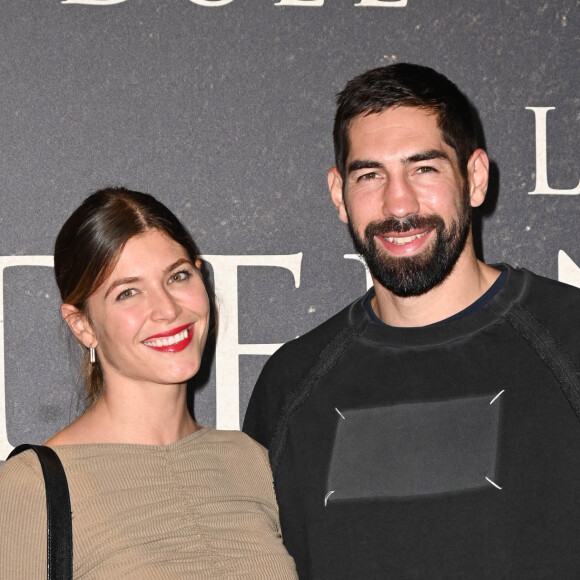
top-left (8, 444), bottom-right (73, 580)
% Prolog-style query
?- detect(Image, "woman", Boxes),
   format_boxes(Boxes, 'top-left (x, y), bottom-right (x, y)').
top-left (0, 187), bottom-right (297, 579)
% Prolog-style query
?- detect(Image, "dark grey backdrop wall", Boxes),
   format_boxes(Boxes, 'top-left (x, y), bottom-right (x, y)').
top-left (1, 0), bottom-right (578, 457)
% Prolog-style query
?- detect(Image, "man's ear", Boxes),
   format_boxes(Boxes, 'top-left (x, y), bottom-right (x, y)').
top-left (328, 166), bottom-right (348, 224)
top-left (61, 303), bottom-right (96, 349)
top-left (467, 148), bottom-right (489, 208)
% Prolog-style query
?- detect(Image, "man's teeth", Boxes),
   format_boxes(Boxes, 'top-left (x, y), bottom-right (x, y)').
top-left (144, 328), bottom-right (189, 347)
top-left (383, 231), bottom-right (428, 245)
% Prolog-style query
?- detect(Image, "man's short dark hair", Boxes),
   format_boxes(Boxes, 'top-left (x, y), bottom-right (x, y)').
top-left (333, 63), bottom-right (479, 180)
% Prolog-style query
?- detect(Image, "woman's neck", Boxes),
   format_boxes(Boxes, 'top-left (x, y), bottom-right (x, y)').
top-left (46, 381), bottom-right (200, 446)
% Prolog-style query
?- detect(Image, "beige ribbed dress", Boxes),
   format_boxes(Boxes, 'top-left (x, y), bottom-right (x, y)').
top-left (0, 427), bottom-right (297, 579)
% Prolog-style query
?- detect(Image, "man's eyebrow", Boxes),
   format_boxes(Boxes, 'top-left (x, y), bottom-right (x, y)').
top-left (404, 149), bottom-right (450, 164)
top-left (347, 160), bottom-right (384, 175)
top-left (347, 150), bottom-right (451, 175)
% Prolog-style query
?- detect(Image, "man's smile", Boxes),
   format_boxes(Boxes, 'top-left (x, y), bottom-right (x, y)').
top-left (376, 228), bottom-right (434, 256)
top-left (381, 229), bottom-right (431, 246)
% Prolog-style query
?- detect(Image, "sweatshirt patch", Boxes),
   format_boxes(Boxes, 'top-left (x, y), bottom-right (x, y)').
top-left (326, 394), bottom-right (501, 501)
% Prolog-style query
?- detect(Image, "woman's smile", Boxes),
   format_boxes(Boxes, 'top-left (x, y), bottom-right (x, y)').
top-left (143, 323), bottom-right (194, 352)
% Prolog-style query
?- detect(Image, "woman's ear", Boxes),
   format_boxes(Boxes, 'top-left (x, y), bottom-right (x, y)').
top-left (61, 304), bottom-right (97, 349)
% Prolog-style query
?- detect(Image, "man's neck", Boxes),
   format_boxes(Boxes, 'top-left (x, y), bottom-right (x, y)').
top-left (371, 250), bottom-right (501, 328)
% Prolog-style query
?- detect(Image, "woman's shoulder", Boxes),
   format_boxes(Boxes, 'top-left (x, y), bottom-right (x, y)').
top-left (0, 449), bottom-right (45, 486)
top-left (0, 451), bottom-right (47, 578)
top-left (0, 449), bottom-right (46, 514)
top-left (198, 428), bottom-right (270, 466)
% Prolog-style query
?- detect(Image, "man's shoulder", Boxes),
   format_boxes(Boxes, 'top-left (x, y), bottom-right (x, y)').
top-left (242, 294), bottom-right (366, 446)
top-left (505, 265), bottom-right (580, 354)
top-left (517, 266), bottom-right (580, 312)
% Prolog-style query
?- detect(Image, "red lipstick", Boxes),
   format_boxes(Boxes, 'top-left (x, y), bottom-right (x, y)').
top-left (143, 324), bottom-right (194, 353)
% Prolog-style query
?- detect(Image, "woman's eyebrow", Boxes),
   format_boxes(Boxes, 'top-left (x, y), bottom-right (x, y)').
top-left (104, 276), bottom-right (140, 298)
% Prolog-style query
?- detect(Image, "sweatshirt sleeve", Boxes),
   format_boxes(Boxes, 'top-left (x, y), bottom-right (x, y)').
top-left (243, 301), bottom-right (355, 450)
top-left (0, 451), bottom-right (48, 579)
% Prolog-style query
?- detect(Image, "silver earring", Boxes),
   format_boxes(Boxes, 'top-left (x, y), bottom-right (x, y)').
top-left (89, 346), bottom-right (96, 364)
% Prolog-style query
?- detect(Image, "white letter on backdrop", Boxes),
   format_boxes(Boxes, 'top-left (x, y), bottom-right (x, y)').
top-left (558, 251), bottom-right (580, 289)
top-left (275, 0), bottom-right (324, 6)
top-left (344, 254), bottom-right (373, 290)
top-left (0, 256), bottom-right (54, 456)
top-left (527, 107), bottom-right (580, 195)
top-left (204, 254), bottom-right (302, 430)
top-left (355, 0), bottom-right (407, 6)
top-left (62, 0), bottom-right (128, 5)
top-left (188, 0), bottom-right (234, 6)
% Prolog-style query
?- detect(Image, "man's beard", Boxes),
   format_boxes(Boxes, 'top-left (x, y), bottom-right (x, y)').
top-left (347, 190), bottom-right (472, 298)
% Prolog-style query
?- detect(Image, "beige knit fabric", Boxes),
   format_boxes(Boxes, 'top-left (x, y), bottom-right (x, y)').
top-left (0, 427), bottom-right (297, 579)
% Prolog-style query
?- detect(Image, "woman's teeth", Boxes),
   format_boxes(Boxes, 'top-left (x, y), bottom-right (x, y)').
top-left (144, 328), bottom-right (189, 347)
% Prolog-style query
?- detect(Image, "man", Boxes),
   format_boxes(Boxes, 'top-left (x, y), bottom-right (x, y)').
top-left (243, 64), bottom-right (580, 578)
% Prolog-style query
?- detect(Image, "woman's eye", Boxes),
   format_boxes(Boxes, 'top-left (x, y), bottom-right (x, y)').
top-left (116, 288), bottom-right (137, 301)
top-left (169, 270), bottom-right (191, 283)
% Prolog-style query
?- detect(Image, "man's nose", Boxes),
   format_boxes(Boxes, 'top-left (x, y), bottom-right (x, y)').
top-left (381, 175), bottom-right (420, 219)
